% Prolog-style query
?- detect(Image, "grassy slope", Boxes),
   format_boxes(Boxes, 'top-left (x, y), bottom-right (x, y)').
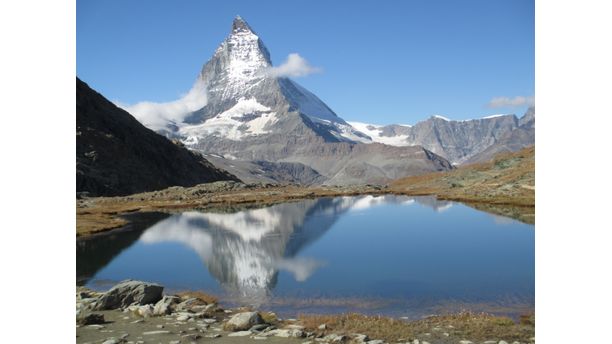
top-left (390, 146), bottom-right (535, 222)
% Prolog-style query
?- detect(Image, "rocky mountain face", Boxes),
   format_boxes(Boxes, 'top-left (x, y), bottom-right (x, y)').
top-left (76, 78), bottom-right (238, 197)
top-left (350, 107), bottom-right (535, 165)
top-left (154, 16), bottom-right (452, 185)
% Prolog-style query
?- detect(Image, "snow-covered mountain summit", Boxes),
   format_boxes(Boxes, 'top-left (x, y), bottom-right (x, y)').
top-left (180, 16), bottom-right (366, 144)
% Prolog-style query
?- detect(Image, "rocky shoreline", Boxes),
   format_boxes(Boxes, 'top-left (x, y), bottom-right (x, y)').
top-left (77, 280), bottom-right (535, 344)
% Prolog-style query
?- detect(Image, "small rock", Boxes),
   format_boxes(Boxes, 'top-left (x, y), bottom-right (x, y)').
top-left (176, 314), bottom-right (190, 322)
top-left (459, 341), bottom-right (473, 344)
top-left (205, 333), bottom-right (221, 338)
top-left (130, 319), bottom-right (144, 324)
top-left (422, 342), bottom-right (430, 344)
top-left (156, 324), bottom-right (165, 329)
top-left (484, 341), bottom-right (497, 344)
top-left (352, 334), bottom-right (369, 343)
top-left (153, 295), bottom-right (180, 316)
top-left (202, 318), bottom-right (217, 324)
top-left (169, 341), bottom-right (180, 344)
top-left (499, 341), bottom-right (509, 344)
top-left (142, 330), bottom-right (171, 335)
top-left (101, 338), bottom-right (120, 344)
top-left (136, 304), bottom-right (154, 318)
top-left (77, 313), bottom-right (105, 325)
top-left (443, 332), bottom-right (450, 337)
top-left (253, 336), bottom-right (268, 340)
top-left (249, 324), bottom-right (270, 332)
top-left (413, 339), bottom-right (420, 344)
top-left (366, 340), bottom-right (384, 344)
top-left (181, 334), bottom-right (202, 340)
top-left (223, 311), bottom-right (264, 331)
top-left (318, 324), bottom-right (327, 330)
top-left (85, 324), bottom-right (105, 330)
top-left (228, 331), bottom-right (252, 337)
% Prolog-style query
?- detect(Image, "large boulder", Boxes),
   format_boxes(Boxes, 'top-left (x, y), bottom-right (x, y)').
top-left (94, 280), bottom-right (163, 310)
top-left (223, 311), bottom-right (264, 331)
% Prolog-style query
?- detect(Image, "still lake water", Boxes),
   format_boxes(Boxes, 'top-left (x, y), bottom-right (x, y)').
top-left (77, 195), bottom-right (534, 319)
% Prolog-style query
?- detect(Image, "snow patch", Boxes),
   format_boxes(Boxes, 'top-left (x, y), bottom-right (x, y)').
top-left (179, 98), bottom-right (277, 141)
top-left (347, 121), bottom-right (413, 146)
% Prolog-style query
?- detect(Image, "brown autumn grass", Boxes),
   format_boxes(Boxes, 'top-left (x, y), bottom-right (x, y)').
top-left (390, 146), bottom-right (535, 207)
top-left (298, 311), bottom-right (535, 343)
top-left (176, 290), bottom-right (218, 305)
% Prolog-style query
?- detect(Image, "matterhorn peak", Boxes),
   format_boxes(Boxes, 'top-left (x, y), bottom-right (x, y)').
top-left (231, 15), bottom-right (255, 34)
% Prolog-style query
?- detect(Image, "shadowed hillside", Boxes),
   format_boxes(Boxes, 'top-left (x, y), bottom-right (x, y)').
top-left (76, 78), bottom-right (239, 197)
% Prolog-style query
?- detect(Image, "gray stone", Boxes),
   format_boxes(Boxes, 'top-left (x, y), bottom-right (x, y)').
top-left (153, 295), bottom-right (180, 316)
top-left (136, 304), bottom-right (154, 318)
top-left (228, 331), bottom-right (253, 337)
top-left (223, 311), bottom-right (264, 331)
top-left (142, 330), bottom-right (171, 335)
top-left (366, 340), bottom-right (384, 344)
top-left (459, 341), bottom-right (474, 344)
top-left (101, 338), bottom-right (121, 344)
top-left (94, 280), bottom-right (164, 310)
top-left (175, 297), bottom-right (204, 312)
top-left (499, 341), bottom-right (509, 344)
top-left (169, 341), bottom-right (180, 344)
top-left (85, 324), bottom-right (105, 330)
top-left (77, 313), bottom-right (105, 325)
top-left (351, 334), bottom-right (369, 343)
top-left (318, 324), bottom-right (327, 330)
top-left (249, 324), bottom-right (270, 332)
top-left (205, 333), bottom-right (222, 338)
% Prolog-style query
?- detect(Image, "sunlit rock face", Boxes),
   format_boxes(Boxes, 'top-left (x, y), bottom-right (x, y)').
top-left (138, 195), bottom-right (420, 305)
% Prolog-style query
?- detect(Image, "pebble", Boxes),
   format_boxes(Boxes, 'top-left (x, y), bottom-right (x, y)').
top-left (412, 339), bottom-right (419, 344)
top-left (228, 331), bottom-right (253, 337)
top-left (142, 330), bottom-right (171, 335)
top-left (202, 318), bottom-right (217, 324)
top-left (366, 340), bottom-right (384, 344)
top-left (205, 333), bottom-right (222, 338)
top-left (156, 324), bottom-right (165, 329)
top-left (86, 325), bottom-right (105, 330)
top-left (169, 341), bottom-right (180, 344)
top-left (253, 337), bottom-right (268, 340)
top-left (102, 339), bottom-right (120, 344)
top-left (443, 332), bottom-right (450, 337)
top-left (422, 341), bottom-right (430, 344)
top-left (459, 341), bottom-right (474, 344)
top-left (499, 341), bottom-right (509, 344)
top-left (130, 319), bottom-right (144, 324)
top-left (483, 341), bottom-right (497, 344)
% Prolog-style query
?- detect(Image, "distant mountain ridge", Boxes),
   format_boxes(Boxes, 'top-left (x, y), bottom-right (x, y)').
top-left (349, 107), bottom-right (535, 165)
top-left (76, 78), bottom-right (238, 197)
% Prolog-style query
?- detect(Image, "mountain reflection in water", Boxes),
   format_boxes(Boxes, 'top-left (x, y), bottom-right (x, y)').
top-left (136, 195), bottom-right (426, 305)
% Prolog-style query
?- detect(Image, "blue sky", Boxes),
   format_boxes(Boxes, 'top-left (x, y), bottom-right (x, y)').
top-left (77, 0), bottom-right (534, 124)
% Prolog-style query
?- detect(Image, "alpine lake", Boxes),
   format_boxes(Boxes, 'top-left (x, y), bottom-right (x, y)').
top-left (77, 195), bottom-right (534, 320)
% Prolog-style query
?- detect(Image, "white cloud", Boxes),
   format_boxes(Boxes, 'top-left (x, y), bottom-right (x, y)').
top-left (487, 96), bottom-right (535, 108)
top-left (116, 79), bottom-right (207, 131)
top-left (267, 53), bottom-right (321, 78)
